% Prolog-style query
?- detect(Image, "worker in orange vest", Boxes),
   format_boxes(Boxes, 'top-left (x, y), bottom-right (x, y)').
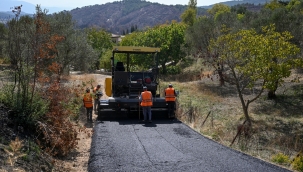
top-left (83, 88), bottom-right (93, 122)
top-left (165, 84), bottom-right (177, 118)
top-left (93, 84), bottom-right (101, 113)
top-left (139, 86), bottom-right (153, 123)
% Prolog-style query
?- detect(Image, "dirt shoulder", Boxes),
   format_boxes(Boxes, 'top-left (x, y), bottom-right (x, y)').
top-left (56, 73), bottom-right (109, 172)
top-left (0, 73), bottom-right (109, 172)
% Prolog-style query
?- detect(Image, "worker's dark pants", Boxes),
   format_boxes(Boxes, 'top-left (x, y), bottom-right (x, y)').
top-left (142, 106), bottom-right (152, 121)
top-left (167, 101), bottom-right (175, 117)
top-left (86, 107), bottom-right (93, 122)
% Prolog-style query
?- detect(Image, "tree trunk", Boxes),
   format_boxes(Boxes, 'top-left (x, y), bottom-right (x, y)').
top-left (243, 105), bottom-right (251, 127)
top-left (234, 71), bottom-right (252, 126)
top-left (267, 80), bottom-right (278, 100)
top-left (218, 68), bottom-right (224, 86)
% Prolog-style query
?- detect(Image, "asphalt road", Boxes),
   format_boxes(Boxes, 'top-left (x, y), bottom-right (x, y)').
top-left (88, 119), bottom-right (290, 172)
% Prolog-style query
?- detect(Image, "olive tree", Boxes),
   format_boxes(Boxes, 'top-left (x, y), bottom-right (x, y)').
top-left (48, 11), bottom-right (98, 73)
top-left (209, 25), bottom-right (301, 126)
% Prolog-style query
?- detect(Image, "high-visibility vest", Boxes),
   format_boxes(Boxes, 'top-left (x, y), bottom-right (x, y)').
top-left (140, 91), bottom-right (153, 107)
top-left (165, 87), bottom-right (176, 102)
top-left (83, 93), bottom-right (93, 108)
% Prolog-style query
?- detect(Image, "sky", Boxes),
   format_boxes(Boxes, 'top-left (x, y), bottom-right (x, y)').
top-left (17, 0), bottom-right (227, 9)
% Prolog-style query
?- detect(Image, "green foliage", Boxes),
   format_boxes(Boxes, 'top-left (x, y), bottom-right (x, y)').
top-left (207, 4), bottom-right (231, 20)
top-left (231, 5), bottom-right (247, 14)
top-left (237, 14), bottom-right (245, 20)
top-left (2, 5), bottom-right (81, 157)
top-left (87, 28), bottom-right (113, 70)
top-left (292, 155), bottom-right (303, 172)
top-left (208, 24), bottom-right (300, 123)
top-left (87, 28), bottom-right (113, 55)
top-left (210, 24), bottom-right (300, 90)
top-left (165, 65), bottom-right (182, 75)
top-left (47, 11), bottom-right (98, 73)
top-left (181, 0), bottom-right (197, 26)
top-left (286, 0), bottom-right (302, 11)
top-left (181, 8), bottom-right (197, 26)
top-left (121, 22), bottom-right (187, 74)
top-left (271, 153), bottom-right (290, 165)
top-left (0, 84), bottom-right (48, 130)
top-left (0, 23), bottom-right (8, 59)
top-left (99, 49), bottom-right (112, 70)
top-left (265, 0), bottom-right (284, 10)
top-left (185, 16), bottom-right (216, 57)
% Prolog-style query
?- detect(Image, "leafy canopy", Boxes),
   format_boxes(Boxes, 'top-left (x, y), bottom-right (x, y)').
top-left (120, 22), bottom-right (187, 73)
top-left (209, 24), bottom-right (301, 124)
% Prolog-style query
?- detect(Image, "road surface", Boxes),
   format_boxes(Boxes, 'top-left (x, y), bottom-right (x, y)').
top-left (88, 119), bottom-right (289, 172)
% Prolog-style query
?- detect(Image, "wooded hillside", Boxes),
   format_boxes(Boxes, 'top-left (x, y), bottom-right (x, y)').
top-left (69, 0), bottom-right (263, 34)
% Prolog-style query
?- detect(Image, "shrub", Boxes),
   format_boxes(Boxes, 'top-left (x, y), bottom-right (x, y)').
top-left (0, 84), bottom-right (48, 131)
top-left (165, 65), bottom-right (182, 75)
top-left (292, 155), bottom-right (303, 172)
top-left (36, 81), bottom-right (79, 156)
top-left (271, 153), bottom-right (290, 165)
top-left (4, 137), bottom-right (26, 166)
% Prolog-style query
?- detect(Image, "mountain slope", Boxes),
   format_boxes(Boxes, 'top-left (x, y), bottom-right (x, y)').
top-left (70, 0), bottom-right (267, 34)
top-left (1, 0), bottom-right (267, 33)
top-left (70, 1), bottom-right (207, 34)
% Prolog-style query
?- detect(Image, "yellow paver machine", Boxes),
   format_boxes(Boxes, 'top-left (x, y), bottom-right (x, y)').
top-left (97, 46), bottom-right (171, 119)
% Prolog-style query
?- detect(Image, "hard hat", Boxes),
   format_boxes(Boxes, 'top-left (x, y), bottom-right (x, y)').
top-left (143, 86), bottom-right (147, 89)
top-left (97, 84), bottom-right (101, 88)
top-left (169, 84), bottom-right (173, 87)
top-left (86, 88), bottom-right (90, 92)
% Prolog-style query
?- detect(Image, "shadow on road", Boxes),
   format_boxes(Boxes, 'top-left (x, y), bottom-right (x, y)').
top-left (142, 123), bottom-right (157, 127)
top-left (118, 118), bottom-right (182, 126)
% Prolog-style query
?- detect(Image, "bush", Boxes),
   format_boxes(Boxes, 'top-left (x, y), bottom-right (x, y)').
top-left (271, 153), bottom-right (290, 165)
top-left (292, 155), bottom-right (303, 172)
top-left (36, 81), bottom-right (80, 156)
top-left (166, 65), bottom-right (182, 75)
top-left (0, 84), bottom-right (48, 131)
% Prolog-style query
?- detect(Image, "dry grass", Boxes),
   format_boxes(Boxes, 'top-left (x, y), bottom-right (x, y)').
top-left (163, 67), bottom-right (303, 171)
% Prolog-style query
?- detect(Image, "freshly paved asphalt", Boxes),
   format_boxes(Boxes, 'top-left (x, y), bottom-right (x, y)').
top-left (88, 119), bottom-right (290, 172)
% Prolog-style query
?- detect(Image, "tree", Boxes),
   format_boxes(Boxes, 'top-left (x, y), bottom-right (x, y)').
top-left (4, 5), bottom-right (69, 136)
top-left (46, 11), bottom-right (98, 73)
top-left (207, 3), bottom-right (231, 20)
top-left (120, 22), bottom-right (187, 74)
top-left (181, 0), bottom-right (197, 26)
top-left (264, 0), bottom-right (284, 10)
top-left (0, 23), bottom-right (8, 58)
top-left (185, 14), bottom-right (239, 86)
top-left (4, 5), bottom-right (80, 156)
top-left (185, 16), bottom-right (217, 58)
top-left (247, 2), bottom-right (303, 98)
top-left (70, 30), bottom-right (98, 71)
top-left (87, 28), bottom-right (113, 70)
top-left (208, 25), bottom-right (301, 126)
